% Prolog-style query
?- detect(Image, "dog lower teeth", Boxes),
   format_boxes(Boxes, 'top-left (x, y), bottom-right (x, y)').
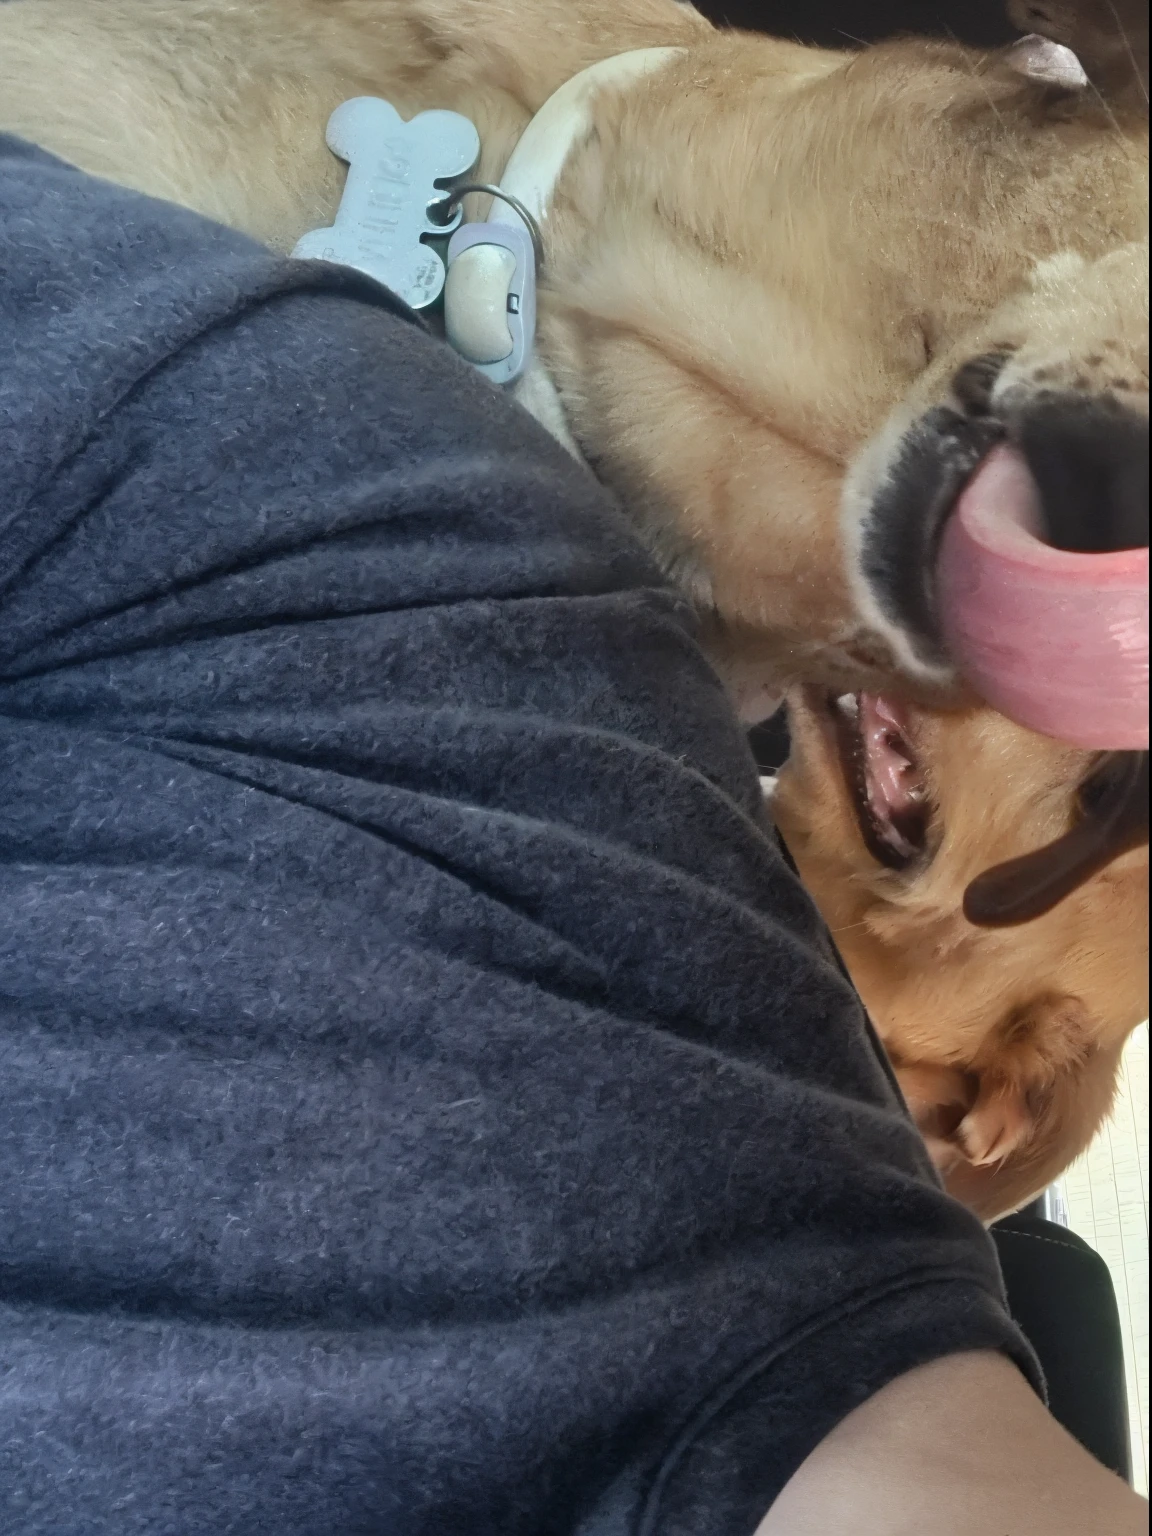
top-left (827, 690), bottom-right (931, 868)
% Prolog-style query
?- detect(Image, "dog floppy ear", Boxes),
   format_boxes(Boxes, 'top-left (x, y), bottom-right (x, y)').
top-left (1007, 0), bottom-right (1149, 112)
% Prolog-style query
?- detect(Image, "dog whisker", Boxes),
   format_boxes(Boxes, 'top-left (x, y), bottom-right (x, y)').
top-left (1105, 0), bottom-right (1149, 104)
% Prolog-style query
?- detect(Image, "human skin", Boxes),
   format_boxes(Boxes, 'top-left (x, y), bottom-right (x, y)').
top-left (758, 1350), bottom-right (1147, 1536)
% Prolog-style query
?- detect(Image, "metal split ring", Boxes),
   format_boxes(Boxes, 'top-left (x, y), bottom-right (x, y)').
top-left (433, 182), bottom-right (545, 268)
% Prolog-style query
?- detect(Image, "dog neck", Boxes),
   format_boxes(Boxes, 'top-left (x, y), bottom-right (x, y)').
top-left (465, 47), bottom-right (684, 458)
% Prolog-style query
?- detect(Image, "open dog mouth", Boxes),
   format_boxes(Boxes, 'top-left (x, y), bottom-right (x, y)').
top-left (827, 692), bottom-right (932, 870)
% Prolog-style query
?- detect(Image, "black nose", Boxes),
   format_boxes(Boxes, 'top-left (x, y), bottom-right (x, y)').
top-left (1012, 394), bottom-right (1149, 554)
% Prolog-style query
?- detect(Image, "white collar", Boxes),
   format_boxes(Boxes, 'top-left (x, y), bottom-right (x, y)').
top-left (479, 47), bottom-right (683, 458)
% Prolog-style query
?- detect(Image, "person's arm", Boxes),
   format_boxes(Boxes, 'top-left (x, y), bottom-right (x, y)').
top-left (760, 1351), bottom-right (1147, 1536)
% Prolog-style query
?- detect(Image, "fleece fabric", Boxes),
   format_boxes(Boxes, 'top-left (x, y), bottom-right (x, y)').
top-left (0, 138), bottom-right (1039, 1536)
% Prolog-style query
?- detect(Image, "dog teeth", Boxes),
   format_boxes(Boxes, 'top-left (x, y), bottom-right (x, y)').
top-left (834, 693), bottom-right (860, 720)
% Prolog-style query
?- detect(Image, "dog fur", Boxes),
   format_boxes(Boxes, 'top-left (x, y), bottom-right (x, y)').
top-left (773, 694), bottom-right (1148, 1219)
top-left (0, 0), bottom-right (1146, 1217)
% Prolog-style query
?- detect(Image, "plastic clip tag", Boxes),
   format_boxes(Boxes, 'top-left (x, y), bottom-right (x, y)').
top-left (293, 97), bottom-right (479, 310)
top-left (444, 222), bottom-right (536, 386)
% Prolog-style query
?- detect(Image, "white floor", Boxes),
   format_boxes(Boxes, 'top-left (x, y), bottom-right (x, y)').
top-left (1056, 1021), bottom-right (1149, 1495)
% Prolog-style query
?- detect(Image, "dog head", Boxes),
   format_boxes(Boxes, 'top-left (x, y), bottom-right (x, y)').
top-left (773, 691), bottom-right (1148, 1219)
top-left (542, 19), bottom-right (1147, 716)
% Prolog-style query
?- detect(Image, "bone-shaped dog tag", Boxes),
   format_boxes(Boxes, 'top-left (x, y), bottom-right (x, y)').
top-left (293, 97), bottom-right (479, 309)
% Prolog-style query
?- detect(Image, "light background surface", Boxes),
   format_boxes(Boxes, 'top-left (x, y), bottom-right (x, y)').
top-left (1057, 1021), bottom-right (1148, 1495)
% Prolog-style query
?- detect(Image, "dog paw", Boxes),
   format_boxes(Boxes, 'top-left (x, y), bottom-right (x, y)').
top-left (894, 1062), bottom-right (976, 1173)
top-left (955, 1078), bottom-right (1034, 1166)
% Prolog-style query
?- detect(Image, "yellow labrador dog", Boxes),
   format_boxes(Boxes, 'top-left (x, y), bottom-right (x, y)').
top-left (1, 0), bottom-right (1146, 1218)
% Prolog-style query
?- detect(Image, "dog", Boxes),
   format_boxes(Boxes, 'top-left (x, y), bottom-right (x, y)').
top-left (0, 0), bottom-right (1146, 1218)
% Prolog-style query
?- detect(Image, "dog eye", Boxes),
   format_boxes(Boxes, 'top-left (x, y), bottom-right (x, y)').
top-left (952, 350), bottom-right (1012, 416)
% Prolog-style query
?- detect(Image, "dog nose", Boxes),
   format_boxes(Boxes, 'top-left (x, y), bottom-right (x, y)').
top-left (1012, 394), bottom-right (1149, 554)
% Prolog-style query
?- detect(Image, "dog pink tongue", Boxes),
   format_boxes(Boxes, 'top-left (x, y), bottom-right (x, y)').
top-left (936, 444), bottom-right (1149, 749)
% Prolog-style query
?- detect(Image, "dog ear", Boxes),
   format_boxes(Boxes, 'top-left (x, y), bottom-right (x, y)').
top-left (1006, 0), bottom-right (1149, 112)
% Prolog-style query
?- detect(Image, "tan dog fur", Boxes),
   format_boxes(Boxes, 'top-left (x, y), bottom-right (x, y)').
top-left (0, 0), bottom-right (1146, 1218)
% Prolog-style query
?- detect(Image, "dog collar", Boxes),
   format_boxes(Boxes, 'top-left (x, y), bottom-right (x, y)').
top-left (294, 49), bottom-right (682, 456)
top-left (444, 46), bottom-right (683, 456)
